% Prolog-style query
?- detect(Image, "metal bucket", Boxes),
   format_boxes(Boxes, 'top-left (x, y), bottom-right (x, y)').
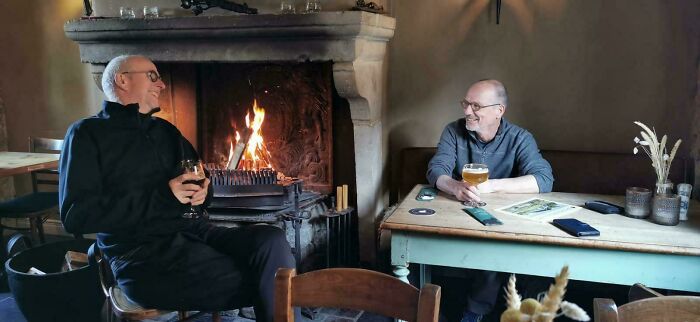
top-left (5, 239), bottom-right (103, 322)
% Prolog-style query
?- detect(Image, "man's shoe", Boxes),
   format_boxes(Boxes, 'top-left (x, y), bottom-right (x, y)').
top-left (460, 310), bottom-right (483, 322)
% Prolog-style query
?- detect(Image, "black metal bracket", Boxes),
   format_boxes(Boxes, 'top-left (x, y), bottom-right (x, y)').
top-left (496, 0), bottom-right (502, 24)
top-left (83, 0), bottom-right (93, 16)
top-left (180, 0), bottom-right (258, 15)
top-left (352, 0), bottom-right (384, 14)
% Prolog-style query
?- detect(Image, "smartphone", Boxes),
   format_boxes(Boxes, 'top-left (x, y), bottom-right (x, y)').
top-left (416, 187), bottom-right (438, 201)
top-left (463, 207), bottom-right (503, 226)
top-left (552, 218), bottom-right (600, 237)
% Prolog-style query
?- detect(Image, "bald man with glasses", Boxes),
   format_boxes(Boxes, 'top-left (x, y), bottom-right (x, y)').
top-left (59, 55), bottom-right (297, 322)
top-left (427, 80), bottom-right (553, 322)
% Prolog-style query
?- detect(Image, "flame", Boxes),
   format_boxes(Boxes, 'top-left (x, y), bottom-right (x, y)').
top-left (227, 100), bottom-right (275, 170)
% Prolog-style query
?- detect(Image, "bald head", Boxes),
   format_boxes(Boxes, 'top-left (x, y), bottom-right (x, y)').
top-left (101, 55), bottom-right (166, 114)
top-left (469, 79), bottom-right (508, 108)
top-left (102, 55), bottom-right (148, 101)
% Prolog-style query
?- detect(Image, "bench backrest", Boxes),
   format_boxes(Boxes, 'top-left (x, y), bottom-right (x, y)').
top-left (399, 147), bottom-right (693, 199)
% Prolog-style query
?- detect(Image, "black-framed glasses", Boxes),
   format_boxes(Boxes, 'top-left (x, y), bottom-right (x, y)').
top-left (122, 70), bottom-right (162, 83)
top-left (460, 99), bottom-right (501, 112)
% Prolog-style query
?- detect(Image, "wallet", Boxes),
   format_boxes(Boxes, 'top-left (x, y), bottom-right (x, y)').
top-left (552, 218), bottom-right (600, 237)
top-left (584, 200), bottom-right (624, 214)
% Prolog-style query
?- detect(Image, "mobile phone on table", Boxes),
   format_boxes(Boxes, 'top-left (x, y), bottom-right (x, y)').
top-left (463, 207), bottom-right (503, 226)
top-left (551, 218), bottom-right (600, 237)
top-left (416, 187), bottom-right (438, 201)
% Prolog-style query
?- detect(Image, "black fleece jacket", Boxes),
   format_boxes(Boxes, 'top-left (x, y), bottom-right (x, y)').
top-left (59, 101), bottom-right (212, 259)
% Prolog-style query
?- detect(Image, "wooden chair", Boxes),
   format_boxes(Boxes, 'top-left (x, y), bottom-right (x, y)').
top-left (627, 283), bottom-right (663, 303)
top-left (594, 283), bottom-right (700, 322)
top-left (88, 244), bottom-right (221, 322)
top-left (274, 268), bottom-right (441, 322)
top-left (0, 137), bottom-right (63, 244)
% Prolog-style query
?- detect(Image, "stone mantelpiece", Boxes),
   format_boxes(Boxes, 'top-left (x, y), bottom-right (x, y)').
top-left (65, 12), bottom-right (395, 263)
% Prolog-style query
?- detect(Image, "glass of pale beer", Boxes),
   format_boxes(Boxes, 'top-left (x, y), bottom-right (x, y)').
top-left (462, 163), bottom-right (488, 207)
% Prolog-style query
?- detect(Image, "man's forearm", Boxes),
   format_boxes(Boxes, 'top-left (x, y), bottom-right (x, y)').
top-left (436, 175), bottom-right (457, 195)
top-left (487, 175), bottom-right (539, 193)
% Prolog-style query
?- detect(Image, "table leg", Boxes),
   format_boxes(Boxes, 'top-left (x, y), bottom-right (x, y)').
top-left (419, 264), bottom-right (431, 287)
top-left (393, 264), bottom-right (410, 284)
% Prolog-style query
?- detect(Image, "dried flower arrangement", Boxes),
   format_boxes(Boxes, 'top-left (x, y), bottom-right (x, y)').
top-left (500, 266), bottom-right (589, 322)
top-left (632, 121), bottom-right (682, 193)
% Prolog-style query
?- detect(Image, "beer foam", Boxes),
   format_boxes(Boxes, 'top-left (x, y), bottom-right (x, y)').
top-left (463, 168), bottom-right (488, 174)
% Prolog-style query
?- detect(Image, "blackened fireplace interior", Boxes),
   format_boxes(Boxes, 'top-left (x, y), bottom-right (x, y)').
top-left (154, 62), bottom-right (358, 270)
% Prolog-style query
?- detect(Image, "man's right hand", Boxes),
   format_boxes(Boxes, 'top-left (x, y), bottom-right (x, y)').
top-left (436, 176), bottom-right (481, 203)
top-left (168, 173), bottom-right (205, 204)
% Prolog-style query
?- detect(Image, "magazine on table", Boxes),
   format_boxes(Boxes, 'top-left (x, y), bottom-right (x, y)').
top-left (496, 198), bottom-right (580, 222)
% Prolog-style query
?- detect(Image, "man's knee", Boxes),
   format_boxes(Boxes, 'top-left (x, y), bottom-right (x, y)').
top-left (249, 225), bottom-right (289, 248)
top-left (248, 225), bottom-right (294, 264)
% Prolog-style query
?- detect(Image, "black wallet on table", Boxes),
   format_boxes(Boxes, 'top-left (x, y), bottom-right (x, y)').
top-left (584, 200), bottom-right (624, 214)
top-left (552, 218), bottom-right (600, 237)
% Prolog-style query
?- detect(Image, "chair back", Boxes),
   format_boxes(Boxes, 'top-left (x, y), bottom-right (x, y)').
top-left (274, 268), bottom-right (441, 322)
top-left (594, 296), bottom-right (700, 322)
top-left (28, 137), bottom-right (63, 192)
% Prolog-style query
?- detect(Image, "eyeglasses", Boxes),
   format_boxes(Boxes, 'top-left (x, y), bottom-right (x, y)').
top-left (460, 99), bottom-right (501, 112)
top-left (121, 70), bottom-right (162, 83)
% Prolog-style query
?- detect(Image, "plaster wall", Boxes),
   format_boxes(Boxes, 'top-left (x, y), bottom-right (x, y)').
top-left (387, 0), bottom-right (700, 200)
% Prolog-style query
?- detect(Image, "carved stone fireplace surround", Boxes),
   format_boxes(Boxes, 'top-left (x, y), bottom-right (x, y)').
top-left (65, 12), bottom-right (395, 263)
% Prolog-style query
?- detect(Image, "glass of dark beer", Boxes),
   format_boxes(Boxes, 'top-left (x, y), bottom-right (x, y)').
top-left (181, 159), bottom-right (207, 219)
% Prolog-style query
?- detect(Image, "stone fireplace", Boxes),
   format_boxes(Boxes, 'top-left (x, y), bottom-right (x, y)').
top-left (65, 12), bottom-right (395, 263)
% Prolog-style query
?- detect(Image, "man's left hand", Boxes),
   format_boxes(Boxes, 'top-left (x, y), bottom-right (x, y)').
top-left (190, 177), bottom-right (210, 206)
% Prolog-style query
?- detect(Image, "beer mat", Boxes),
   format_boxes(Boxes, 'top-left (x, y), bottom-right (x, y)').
top-left (409, 208), bottom-right (436, 216)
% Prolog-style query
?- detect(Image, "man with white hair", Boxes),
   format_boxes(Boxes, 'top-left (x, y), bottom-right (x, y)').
top-left (59, 55), bottom-right (295, 322)
top-left (427, 79), bottom-right (554, 322)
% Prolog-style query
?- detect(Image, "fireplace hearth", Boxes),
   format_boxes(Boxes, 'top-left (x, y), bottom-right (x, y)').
top-left (65, 12), bottom-right (395, 263)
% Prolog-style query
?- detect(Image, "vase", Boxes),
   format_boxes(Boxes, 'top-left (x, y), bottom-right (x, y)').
top-left (650, 193), bottom-right (680, 226)
top-left (655, 181), bottom-right (673, 195)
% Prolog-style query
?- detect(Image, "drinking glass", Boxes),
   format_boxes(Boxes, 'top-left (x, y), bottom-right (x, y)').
top-left (462, 163), bottom-right (488, 208)
top-left (280, 1), bottom-right (295, 13)
top-left (305, 0), bottom-right (321, 13)
top-left (624, 187), bottom-right (651, 219)
top-left (181, 159), bottom-right (207, 219)
top-left (143, 6), bottom-right (159, 18)
top-left (677, 183), bottom-right (693, 221)
top-left (119, 7), bottom-right (135, 19)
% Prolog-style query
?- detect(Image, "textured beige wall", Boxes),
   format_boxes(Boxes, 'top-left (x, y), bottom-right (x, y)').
top-left (387, 0), bottom-right (700, 199)
top-left (1, 0), bottom-right (698, 199)
top-left (0, 0), bottom-right (98, 195)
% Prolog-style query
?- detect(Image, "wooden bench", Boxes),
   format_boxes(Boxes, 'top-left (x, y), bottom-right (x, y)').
top-left (398, 147), bottom-right (693, 199)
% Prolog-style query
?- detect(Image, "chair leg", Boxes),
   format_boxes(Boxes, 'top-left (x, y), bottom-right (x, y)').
top-left (0, 225), bottom-right (5, 259)
top-left (212, 312), bottom-right (221, 322)
top-left (28, 218), bottom-right (37, 243)
top-left (35, 217), bottom-right (46, 244)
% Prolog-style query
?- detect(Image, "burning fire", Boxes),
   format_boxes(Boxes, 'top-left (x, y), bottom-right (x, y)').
top-left (227, 100), bottom-right (275, 171)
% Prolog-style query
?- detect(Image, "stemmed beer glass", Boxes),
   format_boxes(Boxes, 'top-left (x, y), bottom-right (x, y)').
top-left (181, 159), bottom-right (207, 219)
top-left (462, 163), bottom-right (489, 208)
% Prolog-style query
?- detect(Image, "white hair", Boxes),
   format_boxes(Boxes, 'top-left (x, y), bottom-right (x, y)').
top-left (101, 55), bottom-right (142, 101)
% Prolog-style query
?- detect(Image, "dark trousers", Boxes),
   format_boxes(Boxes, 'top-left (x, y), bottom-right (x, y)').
top-left (112, 223), bottom-right (295, 322)
top-left (465, 270), bottom-right (505, 315)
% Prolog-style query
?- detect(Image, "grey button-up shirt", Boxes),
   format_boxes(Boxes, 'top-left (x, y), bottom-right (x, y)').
top-left (427, 118), bottom-right (554, 192)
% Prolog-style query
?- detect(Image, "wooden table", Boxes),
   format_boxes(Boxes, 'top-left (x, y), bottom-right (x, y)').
top-left (0, 152), bottom-right (59, 177)
top-left (381, 185), bottom-right (700, 292)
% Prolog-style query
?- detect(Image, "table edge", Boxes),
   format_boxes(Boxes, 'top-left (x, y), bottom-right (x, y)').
top-left (380, 222), bottom-right (700, 256)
